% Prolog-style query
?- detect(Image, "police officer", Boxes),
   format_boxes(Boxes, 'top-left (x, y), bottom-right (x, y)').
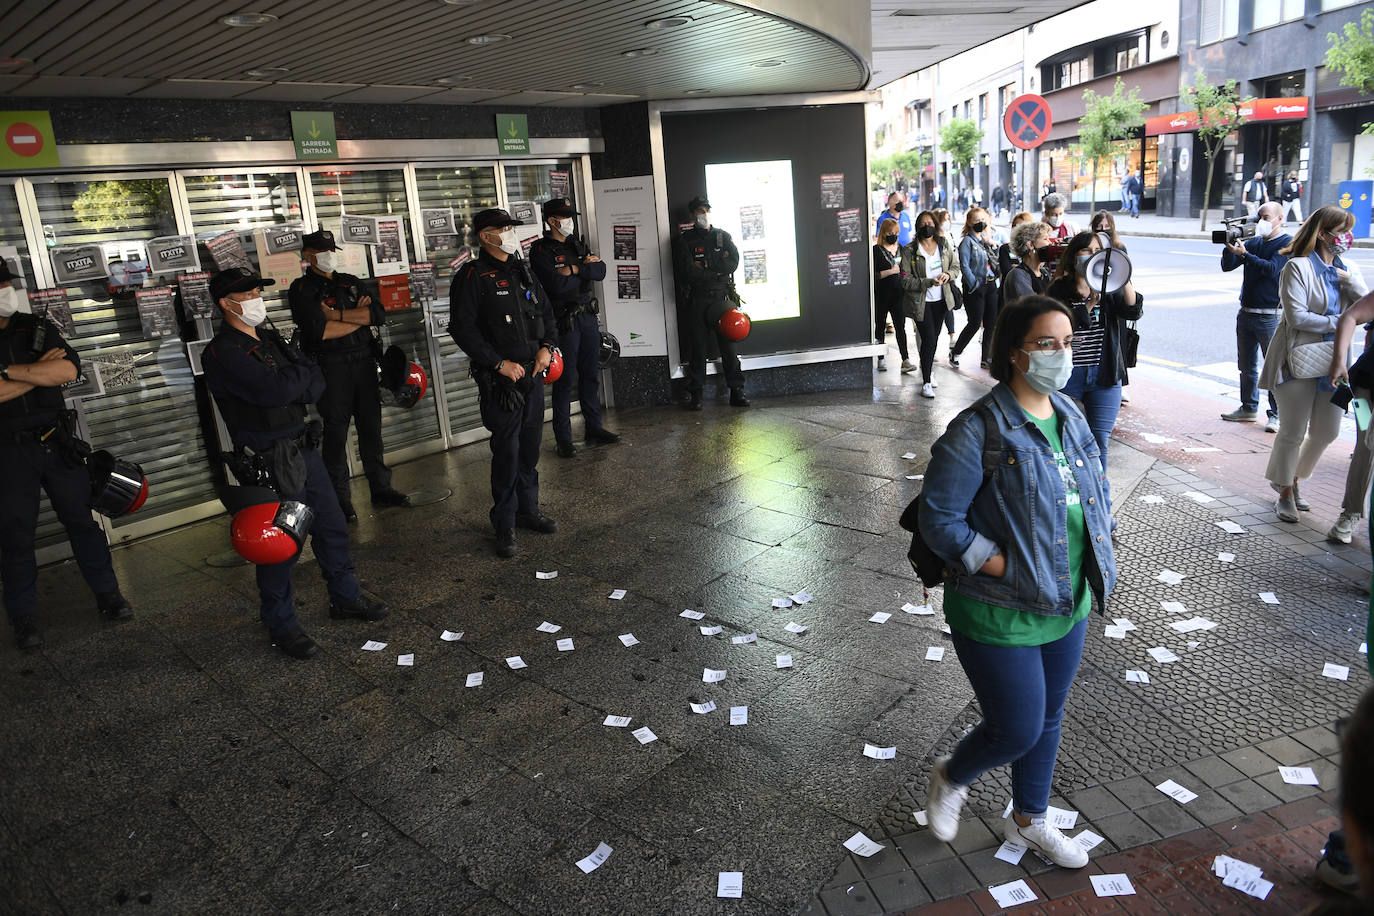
top-left (529, 198), bottom-right (619, 458)
top-left (288, 229), bottom-right (410, 523)
top-left (0, 263), bottom-right (132, 649)
top-left (674, 196), bottom-right (748, 410)
top-left (449, 209), bottom-right (558, 558)
top-left (203, 267), bottom-right (389, 659)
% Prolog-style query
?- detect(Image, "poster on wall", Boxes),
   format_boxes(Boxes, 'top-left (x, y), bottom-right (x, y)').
top-left (549, 170), bottom-right (571, 201)
top-left (836, 209), bottom-right (861, 244)
top-left (146, 235), bottom-right (201, 275)
top-left (377, 275), bottom-right (413, 311)
top-left (409, 262), bottom-right (437, 301)
top-left (341, 214), bottom-right (380, 246)
top-left (262, 224), bottom-right (304, 256)
top-left (323, 220), bottom-right (371, 276)
top-left (135, 287), bottom-right (178, 339)
top-left (63, 361), bottom-right (104, 402)
top-left (421, 208), bottom-right (456, 237)
top-left (372, 219), bottom-right (409, 277)
top-left (204, 231), bottom-right (251, 271)
top-left (449, 249), bottom-right (472, 273)
top-left (178, 272), bottom-right (215, 320)
top-left (592, 175), bottom-right (667, 356)
top-left (827, 252), bottom-right (851, 286)
top-left (254, 228), bottom-right (306, 291)
top-left (704, 159), bottom-right (800, 321)
top-left (509, 200), bottom-right (537, 224)
top-left (28, 288), bottom-right (73, 333)
top-left (820, 173), bottom-right (845, 209)
top-left (51, 244), bottom-right (109, 285)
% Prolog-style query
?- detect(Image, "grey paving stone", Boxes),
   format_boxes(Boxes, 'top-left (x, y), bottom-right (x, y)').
top-left (1093, 811), bottom-right (1162, 849)
top-left (914, 856), bottom-right (980, 901)
top-left (1256, 735), bottom-right (1324, 766)
top-left (1216, 778), bottom-right (1285, 814)
top-left (868, 870), bottom-right (933, 912)
top-left (852, 843), bottom-right (912, 880)
top-left (1182, 755), bottom-right (1247, 788)
top-left (947, 816), bottom-right (998, 855)
top-left (1067, 785), bottom-right (1129, 820)
top-left (1135, 800), bottom-right (1203, 838)
top-left (1103, 775), bottom-right (1165, 809)
top-left (964, 847), bottom-right (1034, 886)
top-left (894, 830), bottom-right (956, 868)
top-left (822, 855), bottom-right (864, 889)
top-left (819, 882), bottom-right (884, 916)
top-left (1221, 746), bottom-right (1283, 777)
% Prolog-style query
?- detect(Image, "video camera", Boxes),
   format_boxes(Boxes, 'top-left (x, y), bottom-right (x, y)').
top-left (1212, 216), bottom-right (1256, 246)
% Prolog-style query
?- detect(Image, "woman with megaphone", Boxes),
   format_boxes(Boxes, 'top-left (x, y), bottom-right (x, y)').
top-left (1044, 232), bottom-right (1142, 477)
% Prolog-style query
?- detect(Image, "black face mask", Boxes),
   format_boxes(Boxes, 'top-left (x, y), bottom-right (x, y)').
top-left (892, 202), bottom-right (905, 211)
top-left (917, 225), bottom-right (936, 240)
top-left (882, 234), bottom-right (898, 244)
top-left (972, 222), bottom-right (986, 233)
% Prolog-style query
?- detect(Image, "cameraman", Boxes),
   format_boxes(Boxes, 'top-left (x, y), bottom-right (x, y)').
top-left (1220, 202), bottom-right (1290, 430)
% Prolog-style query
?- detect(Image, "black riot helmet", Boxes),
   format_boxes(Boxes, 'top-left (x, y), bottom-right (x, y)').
top-left (598, 330), bottom-right (620, 369)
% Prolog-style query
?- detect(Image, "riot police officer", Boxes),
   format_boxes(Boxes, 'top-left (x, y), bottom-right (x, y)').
top-left (674, 196), bottom-right (748, 410)
top-left (529, 197), bottom-right (619, 458)
top-left (449, 209), bottom-right (559, 558)
top-left (288, 229), bottom-right (409, 523)
top-left (203, 267), bottom-right (389, 659)
top-left (0, 263), bottom-right (132, 649)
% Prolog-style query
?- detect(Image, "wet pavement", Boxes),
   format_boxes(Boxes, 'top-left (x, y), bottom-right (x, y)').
top-left (1, 362), bottom-right (1369, 915)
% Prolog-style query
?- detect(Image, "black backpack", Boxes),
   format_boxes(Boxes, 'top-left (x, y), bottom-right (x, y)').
top-left (898, 401), bottom-right (1005, 588)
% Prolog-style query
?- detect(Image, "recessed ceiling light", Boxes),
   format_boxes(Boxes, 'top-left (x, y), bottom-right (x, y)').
top-left (467, 33), bottom-right (511, 45)
top-left (436, 75), bottom-right (473, 85)
top-left (751, 59), bottom-right (785, 68)
top-left (645, 16), bottom-right (692, 29)
top-left (0, 57), bottom-right (31, 70)
top-left (622, 47), bottom-right (659, 58)
top-left (220, 12), bottom-right (278, 27)
top-left (245, 66), bottom-right (291, 78)
top-left (571, 82), bottom-right (604, 90)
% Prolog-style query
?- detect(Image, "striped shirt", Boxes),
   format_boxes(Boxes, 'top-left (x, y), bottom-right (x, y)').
top-left (1070, 299), bottom-right (1106, 368)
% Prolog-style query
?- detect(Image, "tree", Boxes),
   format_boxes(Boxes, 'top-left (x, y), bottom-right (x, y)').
top-left (1183, 74), bottom-right (1250, 230)
top-left (1078, 78), bottom-right (1147, 215)
top-left (1326, 7), bottom-right (1374, 139)
top-left (939, 119), bottom-right (983, 187)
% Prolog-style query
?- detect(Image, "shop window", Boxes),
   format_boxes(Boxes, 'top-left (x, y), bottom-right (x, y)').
top-left (30, 176), bottom-right (216, 530)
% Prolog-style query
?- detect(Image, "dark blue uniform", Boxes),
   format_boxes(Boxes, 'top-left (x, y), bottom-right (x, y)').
top-left (202, 325), bottom-right (361, 637)
top-left (529, 233), bottom-right (608, 447)
top-left (673, 226), bottom-right (744, 397)
top-left (448, 251), bottom-right (557, 531)
top-left (0, 314), bottom-right (120, 628)
top-left (288, 269), bottom-right (391, 510)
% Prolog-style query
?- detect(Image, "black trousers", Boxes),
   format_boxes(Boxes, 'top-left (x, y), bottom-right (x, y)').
top-left (916, 300), bottom-right (948, 381)
top-left (256, 447), bottom-right (360, 636)
top-left (874, 292), bottom-right (909, 361)
top-left (480, 377), bottom-right (545, 531)
top-left (681, 292), bottom-right (743, 395)
top-left (0, 438), bottom-right (119, 622)
top-left (952, 281), bottom-right (998, 362)
top-left (316, 355), bottom-right (391, 507)
top-left (552, 312), bottom-right (604, 445)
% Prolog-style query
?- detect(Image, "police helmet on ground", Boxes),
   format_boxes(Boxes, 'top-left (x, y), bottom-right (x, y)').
top-left (88, 450), bottom-right (148, 517)
top-left (230, 500), bottom-right (315, 565)
top-left (598, 330), bottom-right (620, 369)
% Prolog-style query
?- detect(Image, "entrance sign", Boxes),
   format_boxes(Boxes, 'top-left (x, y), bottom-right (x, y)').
top-left (497, 113), bottom-right (530, 154)
top-left (291, 111), bottom-right (337, 160)
top-left (1004, 95), bottom-right (1052, 150)
top-left (0, 111), bottom-right (59, 169)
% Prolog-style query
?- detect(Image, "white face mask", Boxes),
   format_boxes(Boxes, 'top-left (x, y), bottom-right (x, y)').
top-left (1254, 219), bottom-right (1274, 239)
top-left (234, 295), bottom-right (267, 327)
top-left (312, 250), bottom-right (337, 274)
top-left (0, 285), bottom-right (19, 318)
top-left (695, 213), bottom-right (710, 229)
top-left (1020, 347), bottom-right (1073, 393)
top-left (495, 229), bottom-right (520, 255)
top-left (941, 221), bottom-right (952, 234)
top-left (1046, 214), bottom-right (1062, 228)
top-left (552, 217), bottom-right (574, 237)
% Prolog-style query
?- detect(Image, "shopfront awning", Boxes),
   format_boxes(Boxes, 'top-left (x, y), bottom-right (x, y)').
top-left (1144, 97), bottom-right (1309, 136)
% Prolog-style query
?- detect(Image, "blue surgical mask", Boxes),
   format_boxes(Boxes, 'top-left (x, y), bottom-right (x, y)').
top-left (1020, 347), bottom-right (1073, 393)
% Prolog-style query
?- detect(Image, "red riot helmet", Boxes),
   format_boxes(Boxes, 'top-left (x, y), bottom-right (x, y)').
top-left (543, 348), bottom-right (564, 384)
top-left (88, 450), bottom-right (149, 517)
top-left (230, 500), bottom-right (314, 565)
top-left (389, 361), bottom-right (428, 408)
top-left (718, 308), bottom-right (751, 342)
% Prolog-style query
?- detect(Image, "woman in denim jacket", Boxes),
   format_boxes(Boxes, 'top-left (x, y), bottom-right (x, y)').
top-left (918, 295), bottom-right (1117, 870)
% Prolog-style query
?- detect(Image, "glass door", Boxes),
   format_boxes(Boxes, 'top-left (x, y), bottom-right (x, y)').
top-left (305, 166), bottom-right (442, 458)
top-left (412, 163), bottom-right (499, 442)
top-left (29, 174), bottom-right (217, 537)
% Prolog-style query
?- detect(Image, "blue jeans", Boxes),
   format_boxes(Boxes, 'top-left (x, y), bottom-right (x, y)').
top-left (1127, 192), bottom-right (1139, 217)
top-left (946, 617), bottom-right (1088, 815)
top-left (1237, 311), bottom-right (1279, 417)
top-left (1061, 365), bottom-right (1122, 470)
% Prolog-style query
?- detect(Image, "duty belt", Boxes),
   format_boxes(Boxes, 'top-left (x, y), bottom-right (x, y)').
top-left (314, 347), bottom-right (375, 364)
top-left (0, 423), bottom-right (59, 445)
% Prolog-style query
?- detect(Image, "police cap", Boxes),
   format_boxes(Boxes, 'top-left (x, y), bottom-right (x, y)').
top-left (0, 261), bottom-right (15, 285)
top-left (300, 228), bottom-right (339, 252)
top-left (210, 266), bottom-right (275, 301)
top-left (542, 198), bottom-right (578, 219)
top-left (472, 208), bottom-right (523, 233)
top-left (687, 195), bottom-right (711, 213)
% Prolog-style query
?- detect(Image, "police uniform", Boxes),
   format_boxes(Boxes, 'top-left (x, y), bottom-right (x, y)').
top-left (448, 209), bottom-right (558, 552)
top-left (528, 198), bottom-right (617, 456)
top-left (288, 230), bottom-right (403, 518)
top-left (203, 267), bottom-right (386, 657)
top-left (673, 197), bottom-right (746, 407)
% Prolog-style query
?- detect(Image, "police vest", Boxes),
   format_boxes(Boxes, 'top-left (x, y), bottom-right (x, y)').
top-left (211, 331), bottom-right (308, 437)
top-left (0, 314), bottom-right (67, 430)
top-left (466, 262), bottom-right (546, 352)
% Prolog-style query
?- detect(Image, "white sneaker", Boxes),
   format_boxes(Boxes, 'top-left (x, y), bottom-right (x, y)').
top-left (877, 355), bottom-right (887, 370)
top-left (1276, 495), bottom-right (1299, 523)
top-left (900, 359), bottom-right (916, 374)
top-left (1328, 512), bottom-right (1358, 544)
top-left (925, 757), bottom-right (968, 842)
top-left (1120, 390), bottom-right (1131, 404)
top-left (921, 382), bottom-right (936, 398)
top-left (1265, 416), bottom-right (1279, 433)
top-left (1004, 816), bottom-right (1089, 869)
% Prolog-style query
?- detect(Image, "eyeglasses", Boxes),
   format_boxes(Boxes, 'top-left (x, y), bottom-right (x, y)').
top-left (1024, 336), bottom-right (1074, 351)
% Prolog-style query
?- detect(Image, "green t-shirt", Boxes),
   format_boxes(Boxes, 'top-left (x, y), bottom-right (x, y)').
top-left (943, 409), bottom-right (1092, 647)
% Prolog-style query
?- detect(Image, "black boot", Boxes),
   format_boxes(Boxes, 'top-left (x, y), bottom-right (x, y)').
top-left (329, 594), bottom-right (391, 621)
top-left (13, 617), bottom-right (41, 650)
top-left (96, 590), bottom-right (134, 621)
top-left (729, 388), bottom-right (750, 408)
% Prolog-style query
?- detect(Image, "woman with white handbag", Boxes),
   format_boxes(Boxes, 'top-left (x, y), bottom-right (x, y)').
top-left (1259, 205), bottom-right (1366, 522)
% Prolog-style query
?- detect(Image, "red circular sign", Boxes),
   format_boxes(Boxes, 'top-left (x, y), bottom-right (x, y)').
top-left (1003, 94), bottom-right (1053, 150)
top-left (5, 121), bottom-right (44, 158)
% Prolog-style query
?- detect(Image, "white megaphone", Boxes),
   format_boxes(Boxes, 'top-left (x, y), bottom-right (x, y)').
top-left (1080, 233), bottom-right (1133, 294)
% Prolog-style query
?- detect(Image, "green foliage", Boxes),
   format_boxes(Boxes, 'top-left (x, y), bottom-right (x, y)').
top-left (938, 119), bottom-right (984, 170)
top-left (1326, 8), bottom-right (1374, 135)
top-left (72, 180), bottom-right (171, 231)
top-left (1183, 74), bottom-right (1247, 157)
top-left (1079, 78), bottom-right (1147, 161)
top-left (871, 148), bottom-right (929, 187)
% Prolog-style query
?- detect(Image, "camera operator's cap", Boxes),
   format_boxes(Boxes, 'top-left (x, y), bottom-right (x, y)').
top-left (688, 195), bottom-right (711, 213)
top-left (472, 207), bottom-right (523, 233)
top-left (210, 266), bottom-right (275, 301)
top-left (541, 198), bottom-right (578, 219)
top-left (300, 228), bottom-right (338, 252)
top-left (0, 261), bottom-right (16, 285)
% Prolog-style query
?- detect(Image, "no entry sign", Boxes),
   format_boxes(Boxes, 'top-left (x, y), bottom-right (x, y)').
top-left (1003, 94), bottom-right (1053, 150)
top-left (0, 110), bottom-right (60, 169)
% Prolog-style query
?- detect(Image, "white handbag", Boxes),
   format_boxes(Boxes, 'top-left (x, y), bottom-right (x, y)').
top-left (1287, 341), bottom-right (1335, 379)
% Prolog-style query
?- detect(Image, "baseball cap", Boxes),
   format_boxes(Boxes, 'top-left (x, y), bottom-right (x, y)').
top-left (210, 267), bottom-right (275, 301)
top-left (472, 208), bottom-right (523, 233)
top-left (0, 261), bottom-right (16, 285)
top-left (300, 229), bottom-right (339, 252)
top-left (688, 195), bottom-right (711, 213)
top-left (542, 198), bottom-right (578, 219)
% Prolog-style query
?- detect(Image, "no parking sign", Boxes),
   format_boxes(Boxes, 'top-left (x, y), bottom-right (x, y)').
top-left (1003, 95), bottom-right (1053, 150)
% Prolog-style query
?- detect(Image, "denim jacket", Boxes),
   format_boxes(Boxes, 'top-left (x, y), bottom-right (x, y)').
top-left (918, 384), bottom-right (1117, 616)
